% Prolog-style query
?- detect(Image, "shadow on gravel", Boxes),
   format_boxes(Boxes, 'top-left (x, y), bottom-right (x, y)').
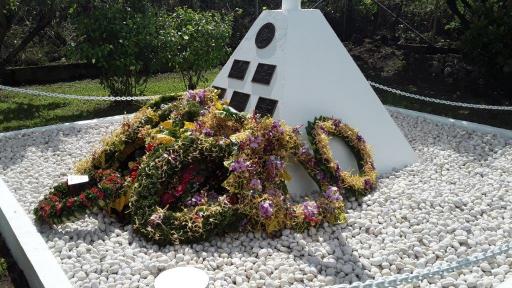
top-left (0, 132), bottom-right (69, 170)
top-left (35, 203), bottom-right (378, 287)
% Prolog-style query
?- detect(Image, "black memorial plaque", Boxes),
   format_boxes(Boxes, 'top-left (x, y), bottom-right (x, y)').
top-left (254, 97), bottom-right (278, 117)
top-left (228, 60), bottom-right (250, 80)
top-left (229, 91), bottom-right (251, 112)
top-left (255, 23), bottom-right (276, 49)
top-left (212, 86), bottom-right (227, 99)
top-left (252, 63), bottom-right (276, 85)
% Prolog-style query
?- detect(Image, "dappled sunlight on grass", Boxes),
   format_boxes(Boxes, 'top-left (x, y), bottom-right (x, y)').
top-left (0, 69), bottom-right (219, 132)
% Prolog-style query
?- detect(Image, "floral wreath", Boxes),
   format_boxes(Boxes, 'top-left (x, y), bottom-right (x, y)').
top-left (130, 133), bottom-right (238, 244)
top-left (34, 169), bottom-right (130, 225)
top-left (35, 89), bottom-right (375, 244)
top-left (306, 116), bottom-right (377, 197)
top-left (35, 89), bottom-right (222, 226)
top-left (222, 115), bottom-right (347, 234)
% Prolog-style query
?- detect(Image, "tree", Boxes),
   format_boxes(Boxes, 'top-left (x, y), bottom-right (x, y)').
top-left (0, 0), bottom-right (66, 71)
top-left (447, 0), bottom-right (512, 82)
top-left (162, 8), bottom-right (233, 90)
top-left (71, 0), bottom-right (164, 96)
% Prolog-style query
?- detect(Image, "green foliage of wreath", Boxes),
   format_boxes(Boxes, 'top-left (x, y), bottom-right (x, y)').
top-left (130, 134), bottom-right (238, 244)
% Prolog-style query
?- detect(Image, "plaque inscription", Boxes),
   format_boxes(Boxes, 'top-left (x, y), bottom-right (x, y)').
top-left (212, 86), bottom-right (227, 99)
top-left (254, 97), bottom-right (278, 117)
top-left (229, 91), bottom-right (251, 112)
top-left (228, 60), bottom-right (250, 80)
top-left (252, 63), bottom-right (276, 85)
top-left (255, 23), bottom-right (276, 49)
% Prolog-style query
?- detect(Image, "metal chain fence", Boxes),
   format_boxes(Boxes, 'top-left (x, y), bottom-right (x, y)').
top-left (2, 82), bottom-right (512, 110)
top-left (328, 240), bottom-right (512, 288)
top-left (0, 84), bottom-right (158, 101)
top-left (368, 81), bottom-right (512, 111)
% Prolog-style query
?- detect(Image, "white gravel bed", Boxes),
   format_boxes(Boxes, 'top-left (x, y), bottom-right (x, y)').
top-left (1, 111), bottom-right (512, 288)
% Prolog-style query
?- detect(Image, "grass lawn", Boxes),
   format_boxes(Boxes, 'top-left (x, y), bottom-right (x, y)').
top-left (1, 68), bottom-right (511, 132)
top-left (0, 70), bottom-right (218, 132)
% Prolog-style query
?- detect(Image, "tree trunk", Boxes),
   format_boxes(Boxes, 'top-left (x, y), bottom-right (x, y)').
top-left (0, 11), bottom-right (54, 70)
top-left (342, 0), bottom-right (354, 39)
top-left (188, 82), bottom-right (197, 90)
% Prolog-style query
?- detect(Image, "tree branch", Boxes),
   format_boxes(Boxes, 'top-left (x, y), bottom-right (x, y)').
top-left (0, 3), bottom-right (16, 52)
top-left (0, 12), bottom-right (54, 68)
top-left (446, 0), bottom-right (470, 29)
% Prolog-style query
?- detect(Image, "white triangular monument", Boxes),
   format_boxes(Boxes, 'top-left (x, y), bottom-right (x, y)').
top-left (212, 0), bottom-right (417, 193)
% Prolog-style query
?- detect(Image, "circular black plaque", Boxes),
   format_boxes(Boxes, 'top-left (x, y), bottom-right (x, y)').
top-left (255, 23), bottom-right (275, 49)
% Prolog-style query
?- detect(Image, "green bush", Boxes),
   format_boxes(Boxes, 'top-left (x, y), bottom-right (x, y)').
top-left (447, 0), bottom-right (512, 81)
top-left (71, 0), bottom-right (165, 96)
top-left (161, 8), bottom-right (233, 90)
top-left (0, 257), bottom-right (6, 279)
top-left (459, 1), bottom-right (512, 81)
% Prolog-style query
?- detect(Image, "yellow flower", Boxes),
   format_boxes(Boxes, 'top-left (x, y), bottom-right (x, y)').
top-left (109, 192), bottom-right (131, 214)
top-left (160, 120), bottom-right (173, 130)
top-left (229, 131), bottom-right (249, 142)
top-left (184, 122), bottom-right (195, 129)
top-left (154, 134), bottom-right (175, 145)
top-left (214, 100), bottom-right (224, 110)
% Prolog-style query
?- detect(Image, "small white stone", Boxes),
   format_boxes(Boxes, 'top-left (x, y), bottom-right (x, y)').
top-left (257, 249), bottom-right (269, 258)
top-left (480, 263), bottom-right (492, 272)
top-left (76, 271), bottom-right (87, 281)
top-left (440, 277), bottom-right (455, 287)
top-left (370, 257), bottom-right (383, 266)
top-left (341, 264), bottom-right (353, 274)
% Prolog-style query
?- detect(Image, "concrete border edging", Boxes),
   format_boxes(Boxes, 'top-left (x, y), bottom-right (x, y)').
top-left (0, 114), bottom-right (128, 139)
top-left (386, 106), bottom-right (512, 139)
top-left (0, 179), bottom-right (72, 288)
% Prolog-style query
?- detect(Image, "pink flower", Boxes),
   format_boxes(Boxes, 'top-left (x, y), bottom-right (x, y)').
top-left (79, 193), bottom-right (89, 207)
top-left (303, 201), bottom-right (319, 223)
top-left (49, 195), bottom-right (59, 203)
top-left (259, 200), bottom-right (274, 218)
top-left (364, 179), bottom-right (373, 191)
top-left (66, 198), bottom-right (75, 208)
top-left (39, 202), bottom-right (51, 218)
top-left (186, 90), bottom-right (207, 104)
top-left (186, 194), bottom-right (205, 207)
top-left (56, 203), bottom-right (63, 216)
top-left (249, 178), bottom-right (262, 192)
top-left (248, 136), bottom-right (262, 148)
top-left (175, 184), bottom-right (186, 197)
top-left (145, 143), bottom-right (155, 153)
top-left (324, 186), bottom-right (342, 201)
top-left (230, 159), bottom-right (250, 173)
top-left (91, 187), bottom-right (104, 200)
top-left (148, 212), bottom-right (163, 227)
